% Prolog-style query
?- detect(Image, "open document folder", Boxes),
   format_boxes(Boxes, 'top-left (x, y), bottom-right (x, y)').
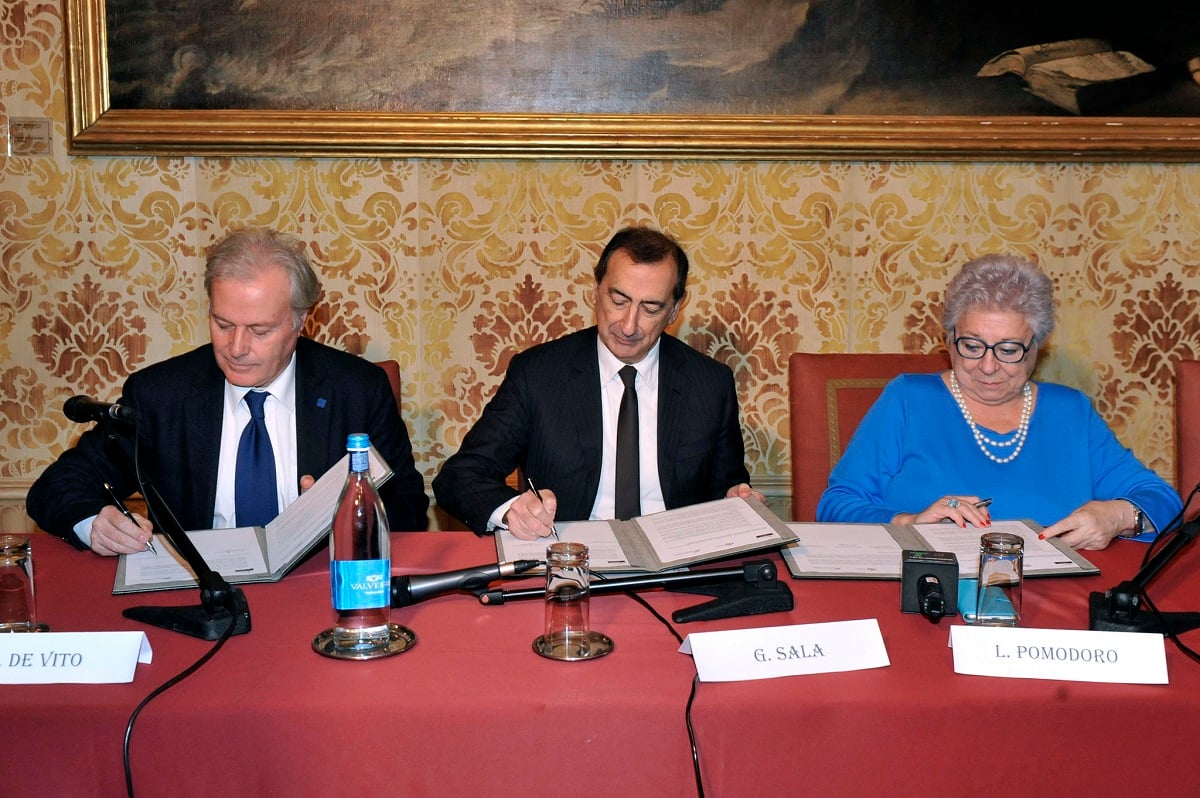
top-left (779, 519), bottom-right (1098, 580)
top-left (113, 448), bottom-right (392, 594)
top-left (494, 495), bottom-right (797, 573)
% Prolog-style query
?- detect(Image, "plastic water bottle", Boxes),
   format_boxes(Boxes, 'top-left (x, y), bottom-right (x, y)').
top-left (328, 433), bottom-right (391, 655)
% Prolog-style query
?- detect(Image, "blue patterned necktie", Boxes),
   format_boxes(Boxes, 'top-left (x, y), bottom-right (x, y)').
top-left (614, 365), bottom-right (640, 520)
top-left (234, 390), bottom-right (279, 527)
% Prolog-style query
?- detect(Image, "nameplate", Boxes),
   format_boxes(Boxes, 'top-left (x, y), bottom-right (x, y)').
top-left (0, 632), bottom-right (153, 684)
top-left (679, 619), bottom-right (889, 682)
top-left (950, 625), bottom-right (1167, 684)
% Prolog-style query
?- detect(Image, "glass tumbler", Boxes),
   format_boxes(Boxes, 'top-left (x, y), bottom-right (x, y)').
top-left (0, 535), bottom-right (37, 632)
top-left (975, 532), bottom-right (1023, 626)
top-left (535, 541), bottom-right (612, 661)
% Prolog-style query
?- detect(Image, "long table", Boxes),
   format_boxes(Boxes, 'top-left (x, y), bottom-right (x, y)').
top-left (6, 531), bottom-right (1200, 797)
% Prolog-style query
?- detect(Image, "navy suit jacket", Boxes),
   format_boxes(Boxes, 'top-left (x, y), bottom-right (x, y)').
top-left (28, 338), bottom-right (428, 547)
top-left (432, 328), bottom-right (750, 534)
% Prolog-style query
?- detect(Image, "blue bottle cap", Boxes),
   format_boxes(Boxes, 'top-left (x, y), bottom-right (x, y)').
top-left (346, 433), bottom-right (370, 450)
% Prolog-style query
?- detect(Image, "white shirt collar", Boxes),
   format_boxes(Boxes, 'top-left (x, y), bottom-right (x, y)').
top-left (228, 351), bottom-right (298, 414)
top-left (597, 336), bottom-right (661, 390)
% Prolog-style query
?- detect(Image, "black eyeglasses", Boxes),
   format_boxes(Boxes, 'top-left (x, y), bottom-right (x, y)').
top-left (952, 335), bottom-right (1033, 364)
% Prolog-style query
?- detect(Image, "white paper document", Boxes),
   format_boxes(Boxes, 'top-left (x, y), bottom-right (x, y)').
top-left (495, 496), bottom-right (796, 573)
top-left (913, 520), bottom-right (1086, 577)
top-left (781, 519), bottom-right (1097, 580)
top-left (121, 527), bottom-right (270, 586)
top-left (779, 523), bottom-right (905, 577)
top-left (498, 520), bottom-right (634, 570)
top-left (114, 447), bottom-right (392, 593)
top-left (680, 619), bottom-right (890, 682)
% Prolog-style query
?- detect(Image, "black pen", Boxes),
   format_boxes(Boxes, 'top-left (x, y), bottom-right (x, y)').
top-left (525, 478), bottom-right (560, 541)
top-left (974, 498), bottom-right (993, 509)
top-left (103, 482), bottom-right (157, 556)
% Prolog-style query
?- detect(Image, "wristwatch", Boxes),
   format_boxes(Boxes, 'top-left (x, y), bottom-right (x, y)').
top-left (1121, 500), bottom-right (1145, 538)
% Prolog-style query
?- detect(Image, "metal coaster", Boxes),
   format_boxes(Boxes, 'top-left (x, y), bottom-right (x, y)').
top-left (0, 623), bottom-right (50, 633)
top-left (312, 623), bottom-right (416, 660)
top-left (533, 630), bottom-right (614, 661)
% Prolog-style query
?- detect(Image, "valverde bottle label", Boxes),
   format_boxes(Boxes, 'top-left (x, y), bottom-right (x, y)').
top-left (331, 559), bottom-right (390, 609)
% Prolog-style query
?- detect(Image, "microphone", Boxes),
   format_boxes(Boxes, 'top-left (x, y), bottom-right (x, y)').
top-left (916, 575), bottom-right (947, 623)
top-left (63, 395), bottom-right (137, 423)
top-left (391, 560), bottom-right (541, 607)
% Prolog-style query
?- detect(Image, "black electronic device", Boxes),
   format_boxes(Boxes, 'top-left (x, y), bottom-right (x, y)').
top-left (122, 480), bottom-right (252, 640)
top-left (390, 560), bottom-right (542, 607)
top-left (477, 559), bottom-right (794, 623)
top-left (63, 394), bottom-right (137, 423)
top-left (1089, 520), bottom-right (1200, 635)
top-left (901, 550), bottom-right (958, 623)
top-left (65, 396), bottom-right (251, 640)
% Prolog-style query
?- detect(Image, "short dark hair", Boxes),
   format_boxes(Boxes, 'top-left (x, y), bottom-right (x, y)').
top-left (204, 228), bottom-right (322, 330)
top-left (594, 226), bottom-right (688, 303)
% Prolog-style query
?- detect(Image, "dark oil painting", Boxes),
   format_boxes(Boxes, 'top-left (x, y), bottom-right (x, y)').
top-left (106, 0), bottom-right (1200, 117)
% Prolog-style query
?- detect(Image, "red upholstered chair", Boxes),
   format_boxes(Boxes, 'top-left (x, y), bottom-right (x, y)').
top-left (788, 351), bottom-right (951, 521)
top-left (1175, 359), bottom-right (1200, 496)
top-left (374, 359), bottom-right (404, 414)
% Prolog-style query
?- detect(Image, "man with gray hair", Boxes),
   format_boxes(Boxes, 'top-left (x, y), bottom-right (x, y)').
top-left (28, 228), bottom-right (428, 555)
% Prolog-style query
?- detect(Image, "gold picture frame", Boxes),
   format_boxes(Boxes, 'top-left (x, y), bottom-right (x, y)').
top-left (66, 0), bottom-right (1200, 161)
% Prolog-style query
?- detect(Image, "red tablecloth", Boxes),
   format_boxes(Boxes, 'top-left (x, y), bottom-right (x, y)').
top-left (5, 532), bottom-right (1200, 797)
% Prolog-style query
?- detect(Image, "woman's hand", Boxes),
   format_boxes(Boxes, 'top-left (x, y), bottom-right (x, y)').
top-left (892, 496), bottom-right (991, 528)
top-left (1039, 500), bottom-right (1132, 550)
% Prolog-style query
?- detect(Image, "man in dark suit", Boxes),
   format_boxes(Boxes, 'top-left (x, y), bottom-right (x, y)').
top-left (27, 228), bottom-right (428, 555)
top-left (433, 226), bottom-right (758, 538)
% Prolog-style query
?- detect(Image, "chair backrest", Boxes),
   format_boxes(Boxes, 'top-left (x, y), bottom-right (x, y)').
top-left (788, 351), bottom-right (950, 521)
top-left (374, 360), bottom-right (404, 414)
top-left (1176, 359), bottom-right (1200, 496)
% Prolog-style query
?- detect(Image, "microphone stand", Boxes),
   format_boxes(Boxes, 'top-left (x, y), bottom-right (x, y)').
top-left (1089, 520), bottom-right (1200, 635)
top-left (94, 427), bottom-right (251, 641)
top-left (477, 559), bottom-right (793, 623)
top-left (122, 480), bottom-right (252, 640)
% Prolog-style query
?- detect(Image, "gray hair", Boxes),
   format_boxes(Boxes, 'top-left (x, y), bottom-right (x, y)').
top-left (203, 228), bottom-right (322, 329)
top-left (942, 254), bottom-right (1055, 344)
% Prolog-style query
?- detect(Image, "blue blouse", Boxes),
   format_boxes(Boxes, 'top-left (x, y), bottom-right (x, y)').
top-left (816, 374), bottom-right (1182, 535)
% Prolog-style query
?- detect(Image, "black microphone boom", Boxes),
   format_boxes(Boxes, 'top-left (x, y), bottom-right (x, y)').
top-left (1089, 520), bottom-right (1200, 635)
top-left (63, 395), bottom-right (137, 423)
top-left (391, 560), bottom-right (541, 607)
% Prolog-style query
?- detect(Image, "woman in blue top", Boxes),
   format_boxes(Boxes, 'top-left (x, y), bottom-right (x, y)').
top-left (817, 254), bottom-right (1182, 550)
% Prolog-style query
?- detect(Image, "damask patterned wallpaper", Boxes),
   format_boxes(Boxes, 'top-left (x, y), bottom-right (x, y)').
top-left (4, 4), bottom-right (1200, 528)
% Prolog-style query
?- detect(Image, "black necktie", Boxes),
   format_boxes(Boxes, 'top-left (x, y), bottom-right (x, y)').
top-left (234, 390), bottom-right (279, 527)
top-left (615, 365), bottom-right (640, 520)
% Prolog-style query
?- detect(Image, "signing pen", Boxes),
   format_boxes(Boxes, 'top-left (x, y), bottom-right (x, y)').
top-left (525, 478), bottom-right (560, 541)
top-left (974, 498), bottom-right (993, 509)
top-left (103, 481), bottom-right (157, 556)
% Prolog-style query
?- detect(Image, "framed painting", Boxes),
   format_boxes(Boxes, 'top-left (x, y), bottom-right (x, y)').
top-left (66, 0), bottom-right (1200, 161)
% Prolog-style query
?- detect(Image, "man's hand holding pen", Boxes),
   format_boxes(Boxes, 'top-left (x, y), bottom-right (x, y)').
top-left (501, 480), bottom-right (560, 541)
top-left (89, 503), bottom-right (156, 557)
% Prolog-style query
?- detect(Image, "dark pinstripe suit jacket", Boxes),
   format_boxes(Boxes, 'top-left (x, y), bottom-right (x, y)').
top-left (433, 327), bottom-right (749, 535)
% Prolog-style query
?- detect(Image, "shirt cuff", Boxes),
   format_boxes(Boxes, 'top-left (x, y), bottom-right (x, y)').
top-left (487, 496), bottom-right (520, 532)
top-left (73, 514), bottom-right (97, 548)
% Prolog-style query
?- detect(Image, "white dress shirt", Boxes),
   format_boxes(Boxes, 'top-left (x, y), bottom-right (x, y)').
top-left (589, 337), bottom-right (667, 520)
top-left (212, 353), bottom-right (300, 529)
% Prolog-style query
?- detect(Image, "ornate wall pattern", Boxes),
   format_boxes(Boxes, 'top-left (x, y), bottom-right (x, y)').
top-left (4, 5), bottom-right (1200, 527)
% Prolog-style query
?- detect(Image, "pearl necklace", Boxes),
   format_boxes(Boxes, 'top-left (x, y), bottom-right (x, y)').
top-left (947, 372), bottom-right (1033, 464)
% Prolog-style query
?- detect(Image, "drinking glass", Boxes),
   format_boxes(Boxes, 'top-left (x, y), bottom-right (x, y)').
top-left (975, 532), bottom-right (1023, 626)
top-left (0, 535), bottom-right (37, 632)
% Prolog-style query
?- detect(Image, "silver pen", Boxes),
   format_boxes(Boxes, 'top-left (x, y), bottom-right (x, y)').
top-left (974, 498), bottom-right (993, 509)
top-left (525, 478), bottom-right (560, 541)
